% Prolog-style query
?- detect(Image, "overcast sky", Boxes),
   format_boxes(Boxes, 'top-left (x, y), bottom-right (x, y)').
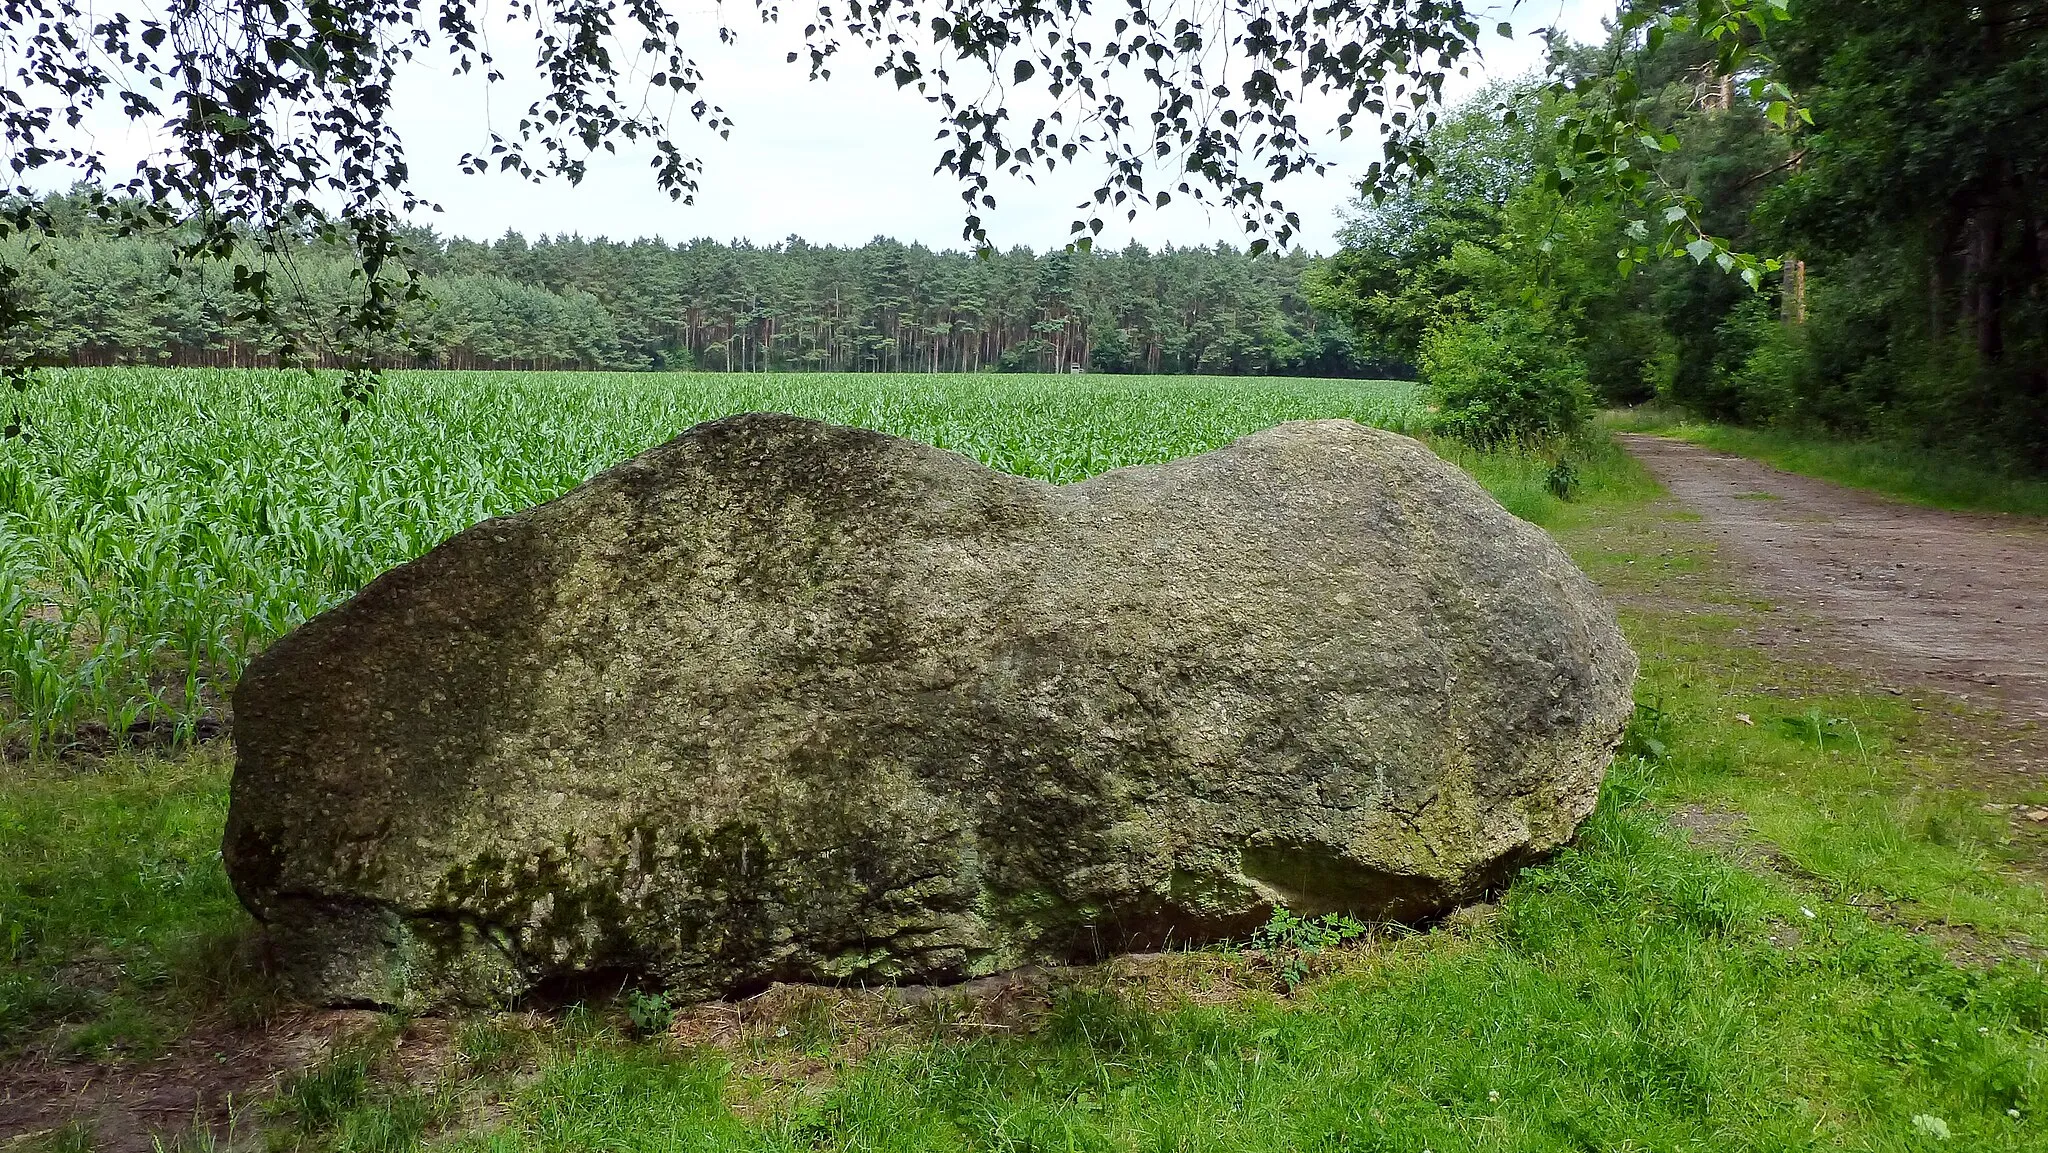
top-left (70, 1), bottom-right (1617, 253)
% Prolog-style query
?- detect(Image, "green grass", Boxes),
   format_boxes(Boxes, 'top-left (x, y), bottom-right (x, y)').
top-left (267, 760), bottom-right (2043, 1152)
top-left (19, 747), bottom-right (2048, 1149)
top-left (5, 373), bottom-right (2047, 1151)
top-left (1433, 429), bottom-right (1664, 527)
top-left (1625, 623), bottom-right (2048, 940)
top-left (0, 744), bottom-right (266, 1057)
top-left (1545, 454), bottom-right (2048, 950)
top-left (1605, 407), bottom-right (2048, 517)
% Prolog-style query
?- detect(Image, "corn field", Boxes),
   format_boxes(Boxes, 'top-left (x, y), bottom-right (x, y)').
top-left (0, 368), bottom-right (1421, 751)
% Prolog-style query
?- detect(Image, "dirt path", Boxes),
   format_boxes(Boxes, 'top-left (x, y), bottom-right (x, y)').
top-left (1619, 434), bottom-right (2048, 727)
top-left (0, 1013), bottom-right (377, 1153)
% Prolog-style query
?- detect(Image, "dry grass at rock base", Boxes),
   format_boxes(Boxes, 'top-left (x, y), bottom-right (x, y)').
top-left (660, 934), bottom-right (1449, 1094)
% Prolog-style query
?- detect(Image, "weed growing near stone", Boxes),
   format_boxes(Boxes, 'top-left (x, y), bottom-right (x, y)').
top-left (624, 992), bottom-right (676, 1039)
top-left (1247, 908), bottom-right (1370, 991)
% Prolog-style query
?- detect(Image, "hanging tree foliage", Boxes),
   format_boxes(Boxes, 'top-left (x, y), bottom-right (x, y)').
top-left (0, 0), bottom-right (1795, 383)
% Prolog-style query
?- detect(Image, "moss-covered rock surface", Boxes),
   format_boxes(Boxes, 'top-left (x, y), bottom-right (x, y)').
top-left (224, 413), bottom-right (1634, 1007)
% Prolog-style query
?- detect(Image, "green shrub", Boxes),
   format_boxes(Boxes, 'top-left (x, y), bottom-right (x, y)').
top-left (1583, 309), bottom-right (1676, 406)
top-left (1707, 296), bottom-right (1804, 424)
top-left (1421, 308), bottom-right (1593, 445)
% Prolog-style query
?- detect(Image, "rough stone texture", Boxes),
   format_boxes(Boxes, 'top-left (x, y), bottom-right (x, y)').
top-left (224, 413), bottom-right (1636, 1008)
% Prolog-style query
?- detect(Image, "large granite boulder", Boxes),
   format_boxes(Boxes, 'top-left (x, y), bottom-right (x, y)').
top-left (224, 413), bottom-right (1635, 1008)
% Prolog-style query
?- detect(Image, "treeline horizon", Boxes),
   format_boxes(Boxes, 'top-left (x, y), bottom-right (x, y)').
top-left (2, 195), bottom-right (1394, 378)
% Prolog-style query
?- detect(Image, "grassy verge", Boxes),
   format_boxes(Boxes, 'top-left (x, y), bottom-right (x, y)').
top-left (0, 744), bottom-right (269, 1059)
top-left (5, 427), bottom-right (2047, 1152)
top-left (1604, 407), bottom-right (2048, 517)
top-left (1430, 429), bottom-right (1664, 528)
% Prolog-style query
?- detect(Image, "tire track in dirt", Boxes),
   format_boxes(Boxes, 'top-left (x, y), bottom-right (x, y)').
top-left (1619, 434), bottom-right (2048, 728)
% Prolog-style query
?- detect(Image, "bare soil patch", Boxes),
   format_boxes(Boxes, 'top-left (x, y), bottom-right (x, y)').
top-left (0, 1013), bottom-right (383, 1153)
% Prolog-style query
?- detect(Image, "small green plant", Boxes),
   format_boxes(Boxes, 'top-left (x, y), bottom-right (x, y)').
top-left (1249, 907), bottom-right (1369, 991)
top-left (1545, 456), bottom-right (1580, 500)
top-left (1621, 698), bottom-right (1672, 764)
top-left (624, 989), bottom-right (675, 1037)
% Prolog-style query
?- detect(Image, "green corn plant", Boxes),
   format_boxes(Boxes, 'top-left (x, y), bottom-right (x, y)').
top-left (2, 367), bottom-right (1424, 750)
